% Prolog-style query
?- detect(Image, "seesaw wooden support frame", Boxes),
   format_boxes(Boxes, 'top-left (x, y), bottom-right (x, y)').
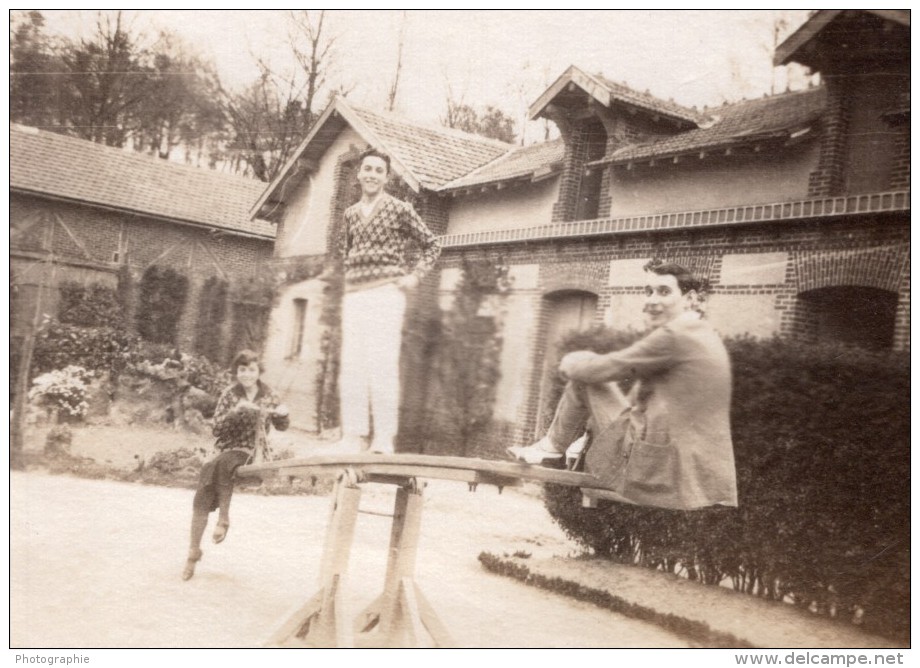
top-left (239, 454), bottom-right (624, 648)
top-left (264, 472), bottom-right (452, 648)
top-left (266, 475), bottom-right (361, 648)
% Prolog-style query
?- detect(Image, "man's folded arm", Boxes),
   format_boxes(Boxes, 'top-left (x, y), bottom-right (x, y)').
top-left (560, 325), bottom-right (676, 384)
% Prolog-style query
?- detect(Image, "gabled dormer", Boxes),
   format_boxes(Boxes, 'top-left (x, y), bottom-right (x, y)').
top-left (775, 10), bottom-right (909, 195)
top-left (529, 65), bottom-right (705, 221)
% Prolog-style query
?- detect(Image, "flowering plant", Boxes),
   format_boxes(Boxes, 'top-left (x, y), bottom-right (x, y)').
top-left (29, 366), bottom-right (93, 418)
top-left (129, 352), bottom-right (229, 395)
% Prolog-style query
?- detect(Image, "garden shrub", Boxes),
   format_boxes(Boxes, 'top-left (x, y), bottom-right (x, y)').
top-left (146, 447), bottom-right (204, 477)
top-left (125, 349), bottom-right (231, 428)
top-left (542, 328), bottom-right (909, 643)
top-left (57, 282), bottom-right (124, 329)
top-left (32, 322), bottom-right (137, 379)
top-left (44, 425), bottom-right (73, 456)
top-left (127, 342), bottom-right (230, 395)
top-left (30, 282), bottom-right (134, 387)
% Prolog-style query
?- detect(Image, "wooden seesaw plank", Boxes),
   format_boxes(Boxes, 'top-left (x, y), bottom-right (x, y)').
top-left (238, 453), bottom-right (606, 490)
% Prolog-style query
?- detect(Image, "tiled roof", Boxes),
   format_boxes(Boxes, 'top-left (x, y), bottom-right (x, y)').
top-left (352, 106), bottom-right (512, 189)
top-left (441, 138), bottom-right (566, 190)
top-left (593, 74), bottom-right (706, 125)
top-left (600, 87), bottom-right (827, 164)
top-left (10, 125), bottom-right (273, 238)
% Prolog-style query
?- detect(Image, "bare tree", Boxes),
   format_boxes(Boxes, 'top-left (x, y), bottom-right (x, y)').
top-left (762, 10), bottom-right (818, 96)
top-left (770, 13), bottom-right (791, 94)
top-left (220, 65), bottom-right (301, 181)
top-left (221, 10), bottom-right (343, 181)
top-left (386, 11), bottom-right (407, 112)
top-left (509, 60), bottom-right (556, 145)
top-left (440, 75), bottom-right (470, 130)
top-left (288, 9), bottom-right (336, 126)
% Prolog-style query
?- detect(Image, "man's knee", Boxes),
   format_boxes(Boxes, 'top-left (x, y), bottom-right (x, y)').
top-left (564, 380), bottom-right (592, 406)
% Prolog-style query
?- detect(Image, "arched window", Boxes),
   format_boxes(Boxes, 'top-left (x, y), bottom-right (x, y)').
top-left (797, 286), bottom-right (897, 349)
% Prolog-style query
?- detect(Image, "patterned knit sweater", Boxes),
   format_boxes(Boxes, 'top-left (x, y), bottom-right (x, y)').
top-left (212, 381), bottom-right (289, 452)
top-left (341, 194), bottom-right (441, 288)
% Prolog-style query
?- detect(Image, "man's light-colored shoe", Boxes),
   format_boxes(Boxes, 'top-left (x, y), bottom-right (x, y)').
top-left (507, 437), bottom-right (564, 465)
top-left (565, 433), bottom-right (589, 469)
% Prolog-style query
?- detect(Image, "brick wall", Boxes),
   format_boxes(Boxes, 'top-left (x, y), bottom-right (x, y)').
top-left (417, 193), bottom-right (450, 236)
top-left (550, 120), bottom-right (590, 222)
top-left (808, 75), bottom-right (850, 197)
top-left (10, 193), bottom-right (274, 357)
top-left (325, 147), bottom-right (364, 259)
top-left (893, 263), bottom-right (910, 351)
top-left (889, 123), bottom-right (910, 190)
top-left (427, 213), bottom-right (908, 448)
top-left (597, 166), bottom-right (613, 219)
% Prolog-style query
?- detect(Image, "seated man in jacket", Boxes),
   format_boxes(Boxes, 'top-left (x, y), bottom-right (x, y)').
top-left (509, 261), bottom-right (737, 510)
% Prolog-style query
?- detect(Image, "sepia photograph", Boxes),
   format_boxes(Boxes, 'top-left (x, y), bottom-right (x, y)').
top-left (9, 9), bottom-right (909, 654)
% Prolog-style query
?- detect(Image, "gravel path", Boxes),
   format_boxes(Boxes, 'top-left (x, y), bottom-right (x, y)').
top-left (11, 471), bottom-right (691, 648)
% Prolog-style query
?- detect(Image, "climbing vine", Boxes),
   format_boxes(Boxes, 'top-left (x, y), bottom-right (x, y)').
top-left (136, 266), bottom-right (188, 345)
top-left (423, 256), bottom-right (511, 455)
top-left (194, 276), bottom-right (228, 362)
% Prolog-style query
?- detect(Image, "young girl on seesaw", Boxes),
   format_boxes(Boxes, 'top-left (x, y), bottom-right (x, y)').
top-left (182, 349), bottom-right (289, 580)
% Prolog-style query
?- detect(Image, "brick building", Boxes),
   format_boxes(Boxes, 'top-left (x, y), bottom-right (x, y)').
top-left (10, 124), bottom-right (275, 367)
top-left (256, 10), bottom-right (909, 446)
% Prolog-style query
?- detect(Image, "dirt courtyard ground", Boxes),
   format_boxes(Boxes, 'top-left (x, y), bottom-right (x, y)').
top-left (10, 466), bottom-right (691, 648)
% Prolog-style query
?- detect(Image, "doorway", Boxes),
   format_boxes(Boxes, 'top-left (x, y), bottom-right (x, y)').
top-left (535, 290), bottom-right (599, 435)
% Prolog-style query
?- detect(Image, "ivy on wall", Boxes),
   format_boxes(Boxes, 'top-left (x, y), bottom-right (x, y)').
top-left (194, 276), bottom-right (228, 362)
top-left (136, 266), bottom-right (189, 345)
top-left (416, 257), bottom-right (512, 455)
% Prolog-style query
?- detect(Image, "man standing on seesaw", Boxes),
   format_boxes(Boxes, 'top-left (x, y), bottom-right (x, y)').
top-left (509, 261), bottom-right (737, 510)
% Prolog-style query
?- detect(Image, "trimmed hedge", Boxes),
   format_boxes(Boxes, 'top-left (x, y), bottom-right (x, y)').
top-left (543, 328), bottom-right (909, 643)
top-left (194, 277), bottom-right (228, 362)
top-left (137, 266), bottom-right (188, 345)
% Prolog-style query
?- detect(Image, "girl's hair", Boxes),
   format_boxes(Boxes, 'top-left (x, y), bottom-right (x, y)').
top-left (231, 349), bottom-right (264, 373)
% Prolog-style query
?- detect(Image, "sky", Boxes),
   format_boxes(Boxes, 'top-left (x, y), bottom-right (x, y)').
top-left (38, 9), bottom-right (815, 145)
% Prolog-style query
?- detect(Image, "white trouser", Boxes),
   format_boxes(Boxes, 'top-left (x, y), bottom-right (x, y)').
top-left (339, 282), bottom-right (406, 452)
